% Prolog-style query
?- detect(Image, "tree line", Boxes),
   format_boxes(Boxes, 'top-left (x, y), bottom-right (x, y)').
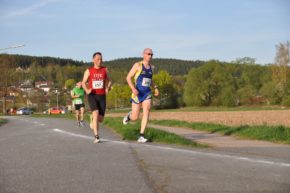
top-left (1, 41), bottom-right (289, 112)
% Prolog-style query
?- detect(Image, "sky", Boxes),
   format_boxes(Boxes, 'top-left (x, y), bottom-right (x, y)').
top-left (0, 0), bottom-right (289, 64)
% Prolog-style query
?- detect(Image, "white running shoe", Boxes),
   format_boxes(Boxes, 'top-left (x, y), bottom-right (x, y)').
top-left (123, 111), bottom-right (131, 125)
top-left (93, 136), bottom-right (100, 143)
top-left (80, 120), bottom-right (85, 127)
top-left (137, 136), bottom-right (148, 143)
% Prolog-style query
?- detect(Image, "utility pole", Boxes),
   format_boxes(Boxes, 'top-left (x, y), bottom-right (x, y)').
top-left (0, 44), bottom-right (26, 113)
top-left (56, 90), bottom-right (59, 109)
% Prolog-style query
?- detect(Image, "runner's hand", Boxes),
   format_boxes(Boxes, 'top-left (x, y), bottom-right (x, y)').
top-left (132, 88), bottom-right (139, 96)
top-left (154, 88), bottom-right (159, 97)
top-left (85, 89), bottom-right (92, 95)
top-left (105, 87), bottom-right (110, 94)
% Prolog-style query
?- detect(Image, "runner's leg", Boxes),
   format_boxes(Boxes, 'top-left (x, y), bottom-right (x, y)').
top-left (98, 115), bottom-right (104, 122)
top-left (79, 107), bottom-right (85, 127)
top-left (75, 110), bottom-right (80, 122)
top-left (80, 107), bottom-right (84, 121)
top-left (130, 102), bottom-right (141, 121)
top-left (97, 95), bottom-right (106, 123)
top-left (89, 114), bottom-right (93, 129)
top-left (92, 110), bottom-right (99, 136)
top-left (140, 99), bottom-right (151, 134)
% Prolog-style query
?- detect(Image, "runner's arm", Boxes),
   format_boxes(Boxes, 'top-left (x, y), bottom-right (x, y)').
top-left (82, 69), bottom-right (91, 94)
top-left (70, 89), bottom-right (80, 98)
top-left (105, 68), bottom-right (112, 93)
top-left (126, 63), bottom-right (140, 95)
top-left (71, 90), bottom-right (75, 98)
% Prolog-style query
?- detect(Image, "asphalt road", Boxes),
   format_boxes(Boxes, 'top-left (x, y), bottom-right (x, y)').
top-left (0, 116), bottom-right (290, 193)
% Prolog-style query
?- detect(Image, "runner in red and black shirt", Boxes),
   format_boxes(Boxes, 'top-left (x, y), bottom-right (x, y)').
top-left (82, 52), bottom-right (112, 143)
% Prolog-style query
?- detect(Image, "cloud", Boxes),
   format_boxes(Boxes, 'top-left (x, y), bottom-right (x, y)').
top-left (3, 0), bottom-right (60, 18)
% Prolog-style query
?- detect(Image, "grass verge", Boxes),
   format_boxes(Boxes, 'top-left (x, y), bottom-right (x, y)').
top-left (32, 113), bottom-right (93, 122)
top-left (32, 113), bottom-right (75, 119)
top-left (32, 114), bottom-right (206, 147)
top-left (0, 118), bottom-right (8, 126)
top-left (151, 120), bottom-right (290, 144)
top-left (103, 117), bottom-right (207, 148)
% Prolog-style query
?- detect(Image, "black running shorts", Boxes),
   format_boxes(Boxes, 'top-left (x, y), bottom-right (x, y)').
top-left (74, 104), bottom-right (85, 111)
top-left (87, 94), bottom-right (106, 116)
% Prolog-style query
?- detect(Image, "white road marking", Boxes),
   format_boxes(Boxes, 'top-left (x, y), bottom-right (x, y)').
top-left (146, 145), bottom-right (290, 168)
top-left (52, 129), bottom-right (127, 145)
top-left (52, 128), bottom-right (290, 168)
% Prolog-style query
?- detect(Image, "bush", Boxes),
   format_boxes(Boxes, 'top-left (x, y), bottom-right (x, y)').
top-left (219, 87), bottom-right (236, 107)
top-left (282, 95), bottom-right (290, 107)
top-left (236, 85), bottom-right (256, 105)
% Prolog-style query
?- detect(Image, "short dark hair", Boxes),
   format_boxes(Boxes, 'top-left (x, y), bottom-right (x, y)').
top-left (93, 52), bottom-right (102, 58)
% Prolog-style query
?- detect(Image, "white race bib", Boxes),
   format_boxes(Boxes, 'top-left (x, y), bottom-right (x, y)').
top-left (141, 78), bottom-right (151, 87)
top-left (92, 80), bottom-right (104, 89)
top-left (75, 98), bottom-right (82, 105)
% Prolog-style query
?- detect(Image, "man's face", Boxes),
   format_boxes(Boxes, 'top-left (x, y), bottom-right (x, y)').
top-left (93, 54), bottom-right (102, 67)
top-left (143, 49), bottom-right (153, 61)
top-left (76, 82), bottom-right (82, 88)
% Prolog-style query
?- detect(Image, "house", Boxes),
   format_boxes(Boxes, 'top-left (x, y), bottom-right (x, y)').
top-left (35, 81), bottom-right (54, 93)
top-left (19, 84), bottom-right (34, 92)
top-left (5, 95), bottom-right (15, 103)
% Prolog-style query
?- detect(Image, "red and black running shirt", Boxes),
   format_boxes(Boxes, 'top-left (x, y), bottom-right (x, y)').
top-left (88, 66), bottom-right (107, 95)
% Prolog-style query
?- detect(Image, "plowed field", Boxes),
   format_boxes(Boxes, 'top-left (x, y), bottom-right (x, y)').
top-left (107, 110), bottom-right (290, 126)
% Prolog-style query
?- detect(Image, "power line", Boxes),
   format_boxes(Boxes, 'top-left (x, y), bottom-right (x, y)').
top-left (0, 44), bottom-right (26, 51)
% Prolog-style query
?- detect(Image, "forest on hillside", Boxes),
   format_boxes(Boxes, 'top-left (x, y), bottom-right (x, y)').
top-left (0, 41), bottom-right (289, 112)
top-left (0, 54), bottom-right (204, 75)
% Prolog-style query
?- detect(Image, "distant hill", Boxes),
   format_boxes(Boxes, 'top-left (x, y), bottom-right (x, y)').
top-left (103, 57), bottom-right (205, 75)
top-left (0, 54), bottom-right (86, 68)
top-left (1, 54), bottom-right (205, 75)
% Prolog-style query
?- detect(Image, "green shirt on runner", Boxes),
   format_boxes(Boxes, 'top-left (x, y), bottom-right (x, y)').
top-left (72, 87), bottom-right (85, 105)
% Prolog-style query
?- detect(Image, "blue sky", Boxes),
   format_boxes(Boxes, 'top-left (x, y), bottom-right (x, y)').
top-left (0, 0), bottom-right (289, 64)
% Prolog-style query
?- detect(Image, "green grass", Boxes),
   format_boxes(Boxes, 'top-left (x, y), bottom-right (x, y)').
top-left (32, 112), bottom-right (290, 145)
top-left (0, 118), bottom-right (8, 126)
top-left (151, 120), bottom-right (290, 144)
top-left (32, 113), bottom-right (206, 147)
top-left (32, 113), bottom-right (93, 123)
top-left (103, 117), bottom-right (207, 148)
top-left (32, 113), bottom-right (75, 119)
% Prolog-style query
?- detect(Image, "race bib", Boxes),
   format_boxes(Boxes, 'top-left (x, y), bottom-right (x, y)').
top-left (142, 78), bottom-right (151, 87)
top-left (92, 80), bottom-right (104, 89)
top-left (75, 98), bottom-right (82, 105)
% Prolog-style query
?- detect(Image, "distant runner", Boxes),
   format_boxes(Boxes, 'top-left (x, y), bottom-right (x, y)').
top-left (82, 52), bottom-right (112, 143)
top-left (123, 48), bottom-right (159, 143)
top-left (71, 81), bottom-right (85, 127)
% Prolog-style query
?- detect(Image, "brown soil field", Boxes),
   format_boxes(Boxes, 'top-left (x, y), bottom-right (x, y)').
top-left (106, 110), bottom-right (290, 126)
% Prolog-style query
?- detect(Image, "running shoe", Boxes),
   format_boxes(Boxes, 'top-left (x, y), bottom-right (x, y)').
top-left (80, 120), bottom-right (85, 127)
top-left (77, 121), bottom-right (81, 127)
top-left (122, 111), bottom-right (131, 125)
top-left (137, 136), bottom-right (148, 143)
top-left (93, 135), bottom-right (100, 143)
